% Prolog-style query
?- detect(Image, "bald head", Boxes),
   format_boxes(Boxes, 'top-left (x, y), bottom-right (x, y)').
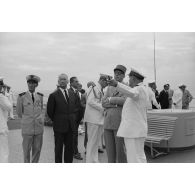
top-left (58, 73), bottom-right (68, 81)
top-left (58, 73), bottom-right (69, 89)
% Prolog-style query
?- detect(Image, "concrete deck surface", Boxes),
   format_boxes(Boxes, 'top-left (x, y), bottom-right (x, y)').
top-left (7, 126), bottom-right (195, 163)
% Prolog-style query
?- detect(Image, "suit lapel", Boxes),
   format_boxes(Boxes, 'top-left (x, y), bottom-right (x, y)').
top-left (58, 89), bottom-right (69, 105)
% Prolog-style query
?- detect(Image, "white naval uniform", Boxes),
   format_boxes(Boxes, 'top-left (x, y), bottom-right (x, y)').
top-left (5, 90), bottom-right (14, 118)
top-left (147, 86), bottom-right (160, 109)
top-left (116, 82), bottom-right (149, 163)
top-left (0, 93), bottom-right (12, 163)
top-left (172, 88), bottom-right (183, 109)
top-left (83, 83), bottom-right (104, 163)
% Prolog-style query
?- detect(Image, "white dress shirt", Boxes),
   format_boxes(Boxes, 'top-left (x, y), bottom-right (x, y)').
top-left (59, 87), bottom-right (69, 102)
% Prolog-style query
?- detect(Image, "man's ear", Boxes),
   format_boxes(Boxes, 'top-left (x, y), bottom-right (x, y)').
top-left (35, 83), bottom-right (38, 87)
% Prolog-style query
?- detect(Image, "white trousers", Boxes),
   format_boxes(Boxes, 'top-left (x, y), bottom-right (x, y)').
top-left (9, 104), bottom-right (14, 118)
top-left (0, 133), bottom-right (9, 163)
top-left (86, 123), bottom-right (103, 163)
top-left (124, 138), bottom-right (147, 163)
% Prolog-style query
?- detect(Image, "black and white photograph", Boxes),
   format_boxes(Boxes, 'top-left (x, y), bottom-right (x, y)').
top-left (1, 1), bottom-right (195, 195)
top-left (1, 32), bottom-right (194, 163)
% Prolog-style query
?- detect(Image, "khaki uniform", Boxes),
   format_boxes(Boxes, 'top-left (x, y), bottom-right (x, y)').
top-left (16, 91), bottom-right (44, 163)
top-left (182, 89), bottom-right (193, 109)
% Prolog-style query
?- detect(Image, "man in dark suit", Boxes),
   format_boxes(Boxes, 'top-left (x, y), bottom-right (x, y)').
top-left (69, 77), bottom-right (83, 160)
top-left (47, 74), bottom-right (79, 163)
top-left (159, 84), bottom-right (169, 109)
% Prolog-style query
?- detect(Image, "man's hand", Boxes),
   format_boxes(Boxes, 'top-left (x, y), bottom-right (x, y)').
top-left (107, 79), bottom-right (118, 87)
top-left (157, 104), bottom-right (161, 109)
top-left (87, 81), bottom-right (96, 88)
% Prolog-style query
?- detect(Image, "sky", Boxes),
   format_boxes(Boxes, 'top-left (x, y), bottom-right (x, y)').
top-left (0, 32), bottom-right (195, 94)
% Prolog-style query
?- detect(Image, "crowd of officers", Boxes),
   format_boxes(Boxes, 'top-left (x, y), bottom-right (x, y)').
top-left (0, 65), bottom-right (194, 163)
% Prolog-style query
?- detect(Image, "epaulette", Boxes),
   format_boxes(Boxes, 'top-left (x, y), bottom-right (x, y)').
top-left (19, 92), bottom-right (26, 97)
top-left (37, 92), bottom-right (44, 96)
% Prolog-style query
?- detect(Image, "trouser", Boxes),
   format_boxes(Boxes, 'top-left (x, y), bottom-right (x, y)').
top-left (9, 104), bottom-right (14, 118)
top-left (0, 133), bottom-right (9, 163)
top-left (182, 105), bottom-right (189, 109)
top-left (124, 137), bottom-right (147, 163)
top-left (104, 129), bottom-right (127, 163)
top-left (22, 134), bottom-right (43, 163)
top-left (169, 99), bottom-right (173, 108)
top-left (84, 122), bottom-right (88, 149)
top-left (54, 131), bottom-right (73, 163)
top-left (73, 124), bottom-right (79, 154)
top-left (86, 123), bottom-right (103, 163)
top-left (73, 112), bottom-right (80, 154)
top-left (98, 130), bottom-right (105, 149)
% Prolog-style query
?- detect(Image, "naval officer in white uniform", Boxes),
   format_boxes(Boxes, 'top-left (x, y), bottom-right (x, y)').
top-left (108, 68), bottom-right (149, 163)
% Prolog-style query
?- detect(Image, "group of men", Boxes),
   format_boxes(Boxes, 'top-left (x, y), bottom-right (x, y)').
top-left (148, 82), bottom-right (193, 110)
top-left (82, 65), bottom-right (149, 163)
top-left (0, 65), bottom-right (194, 163)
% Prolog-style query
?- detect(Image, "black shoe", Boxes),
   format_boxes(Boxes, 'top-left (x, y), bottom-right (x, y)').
top-left (74, 153), bottom-right (83, 160)
top-left (98, 149), bottom-right (104, 153)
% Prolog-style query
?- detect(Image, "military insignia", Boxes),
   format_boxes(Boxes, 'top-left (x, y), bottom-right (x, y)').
top-left (35, 100), bottom-right (42, 107)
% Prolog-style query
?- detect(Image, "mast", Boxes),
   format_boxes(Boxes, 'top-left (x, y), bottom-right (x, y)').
top-left (154, 32), bottom-right (157, 83)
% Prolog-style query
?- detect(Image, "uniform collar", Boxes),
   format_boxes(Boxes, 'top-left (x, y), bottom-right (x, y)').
top-left (28, 91), bottom-right (35, 96)
top-left (70, 86), bottom-right (77, 92)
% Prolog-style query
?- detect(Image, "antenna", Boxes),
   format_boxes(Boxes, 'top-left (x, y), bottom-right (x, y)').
top-left (154, 32), bottom-right (157, 83)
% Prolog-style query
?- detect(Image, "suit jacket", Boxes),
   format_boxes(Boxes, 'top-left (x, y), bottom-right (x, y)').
top-left (83, 83), bottom-right (104, 125)
top-left (102, 85), bottom-right (126, 130)
top-left (16, 91), bottom-right (44, 135)
top-left (172, 88), bottom-right (182, 109)
top-left (159, 90), bottom-right (169, 109)
top-left (69, 87), bottom-right (82, 123)
top-left (47, 88), bottom-right (79, 133)
top-left (116, 82), bottom-right (149, 138)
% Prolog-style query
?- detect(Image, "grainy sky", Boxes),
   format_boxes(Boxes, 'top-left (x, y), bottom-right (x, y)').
top-left (0, 32), bottom-right (194, 93)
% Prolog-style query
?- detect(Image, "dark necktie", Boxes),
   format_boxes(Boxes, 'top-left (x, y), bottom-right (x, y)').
top-left (75, 90), bottom-right (80, 100)
top-left (64, 90), bottom-right (69, 104)
top-left (31, 93), bottom-right (34, 103)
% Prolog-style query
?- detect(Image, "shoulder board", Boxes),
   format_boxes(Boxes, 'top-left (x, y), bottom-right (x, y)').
top-left (19, 92), bottom-right (26, 97)
top-left (37, 92), bottom-right (44, 96)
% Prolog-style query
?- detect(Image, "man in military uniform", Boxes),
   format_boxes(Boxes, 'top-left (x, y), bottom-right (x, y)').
top-left (16, 75), bottom-right (44, 163)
